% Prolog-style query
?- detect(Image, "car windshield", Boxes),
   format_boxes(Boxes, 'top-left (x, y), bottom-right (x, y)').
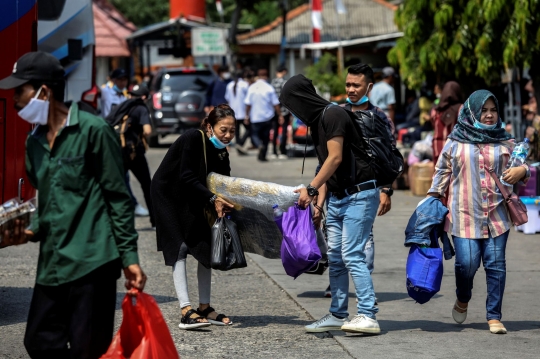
top-left (160, 72), bottom-right (214, 92)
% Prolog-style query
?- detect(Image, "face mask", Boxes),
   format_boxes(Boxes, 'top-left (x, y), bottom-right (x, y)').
top-left (18, 87), bottom-right (49, 126)
top-left (113, 84), bottom-right (126, 94)
top-left (473, 120), bottom-right (497, 130)
top-left (209, 128), bottom-right (229, 149)
top-left (222, 72), bottom-right (231, 80)
top-left (346, 84), bottom-right (372, 106)
top-left (436, 93), bottom-right (441, 99)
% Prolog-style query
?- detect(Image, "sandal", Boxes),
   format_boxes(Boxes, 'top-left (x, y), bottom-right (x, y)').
top-left (178, 309), bottom-right (211, 330)
top-left (197, 306), bottom-right (232, 326)
top-left (489, 322), bottom-right (507, 334)
top-left (452, 301), bottom-right (468, 324)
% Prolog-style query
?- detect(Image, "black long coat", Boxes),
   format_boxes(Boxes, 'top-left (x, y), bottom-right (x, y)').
top-left (151, 129), bottom-right (230, 267)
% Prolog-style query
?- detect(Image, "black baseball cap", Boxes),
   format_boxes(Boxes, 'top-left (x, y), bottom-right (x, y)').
top-left (110, 68), bottom-right (128, 79)
top-left (0, 51), bottom-right (65, 90)
top-left (129, 83), bottom-right (149, 97)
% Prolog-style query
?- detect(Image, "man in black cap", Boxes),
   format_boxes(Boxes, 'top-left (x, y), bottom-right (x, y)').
top-left (101, 68), bottom-right (128, 118)
top-left (121, 83), bottom-right (155, 228)
top-left (0, 51), bottom-right (146, 359)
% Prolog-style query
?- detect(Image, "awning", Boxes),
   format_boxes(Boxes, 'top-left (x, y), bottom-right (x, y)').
top-left (295, 32), bottom-right (404, 50)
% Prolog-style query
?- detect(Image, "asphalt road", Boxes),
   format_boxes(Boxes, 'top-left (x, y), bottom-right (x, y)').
top-left (2, 135), bottom-right (540, 359)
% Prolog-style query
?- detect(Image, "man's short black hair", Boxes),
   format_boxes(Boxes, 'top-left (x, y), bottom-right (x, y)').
top-left (29, 80), bottom-right (65, 102)
top-left (276, 65), bottom-right (288, 73)
top-left (347, 63), bottom-right (374, 83)
top-left (218, 65), bottom-right (229, 74)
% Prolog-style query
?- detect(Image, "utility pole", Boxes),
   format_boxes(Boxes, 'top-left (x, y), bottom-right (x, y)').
top-left (334, 0), bottom-right (346, 75)
top-left (279, 0), bottom-right (288, 67)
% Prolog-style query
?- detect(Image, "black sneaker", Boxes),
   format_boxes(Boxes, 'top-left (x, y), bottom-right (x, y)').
top-left (324, 285), bottom-right (331, 298)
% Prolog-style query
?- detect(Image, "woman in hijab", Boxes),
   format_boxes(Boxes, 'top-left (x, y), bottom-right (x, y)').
top-left (430, 81), bottom-right (463, 165)
top-left (151, 104), bottom-right (235, 330)
top-left (427, 90), bottom-right (529, 334)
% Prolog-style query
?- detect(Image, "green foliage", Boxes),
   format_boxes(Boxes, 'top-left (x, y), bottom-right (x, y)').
top-left (110, 0), bottom-right (169, 28)
top-left (206, 0), bottom-right (308, 28)
top-left (304, 53), bottom-right (346, 96)
top-left (389, 0), bottom-right (540, 89)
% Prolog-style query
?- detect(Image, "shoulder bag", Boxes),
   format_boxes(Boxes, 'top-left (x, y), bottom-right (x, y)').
top-left (200, 130), bottom-right (218, 227)
top-left (482, 146), bottom-right (528, 226)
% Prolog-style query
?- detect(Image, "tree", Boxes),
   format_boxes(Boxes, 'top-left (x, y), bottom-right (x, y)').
top-left (304, 53), bottom-right (346, 97)
top-left (110, 0), bottom-right (169, 28)
top-left (388, 0), bottom-right (540, 98)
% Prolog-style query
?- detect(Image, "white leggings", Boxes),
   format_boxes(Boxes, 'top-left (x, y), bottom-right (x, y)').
top-left (172, 259), bottom-right (212, 309)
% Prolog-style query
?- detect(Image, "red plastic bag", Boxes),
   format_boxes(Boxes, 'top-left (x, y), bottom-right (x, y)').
top-left (101, 291), bottom-right (179, 359)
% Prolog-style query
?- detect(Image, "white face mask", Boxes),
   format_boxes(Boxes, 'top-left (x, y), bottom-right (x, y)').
top-left (18, 87), bottom-right (49, 126)
top-left (222, 72), bottom-right (231, 80)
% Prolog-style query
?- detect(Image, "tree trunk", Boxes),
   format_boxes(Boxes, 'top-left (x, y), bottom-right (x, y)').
top-left (228, 1), bottom-right (244, 45)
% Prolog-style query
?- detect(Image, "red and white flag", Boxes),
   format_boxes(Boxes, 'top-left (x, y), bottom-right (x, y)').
top-left (311, 0), bottom-right (322, 43)
top-left (216, 0), bottom-right (223, 15)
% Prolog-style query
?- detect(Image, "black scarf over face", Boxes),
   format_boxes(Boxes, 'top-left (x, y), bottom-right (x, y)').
top-left (279, 74), bottom-right (331, 126)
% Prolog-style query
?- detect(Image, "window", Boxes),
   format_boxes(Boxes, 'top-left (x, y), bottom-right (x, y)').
top-left (38, 0), bottom-right (67, 21)
top-left (160, 71), bottom-right (214, 92)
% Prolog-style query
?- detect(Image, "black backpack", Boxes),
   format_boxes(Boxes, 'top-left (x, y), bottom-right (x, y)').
top-left (105, 98), bottom-right (146, 166)
top-left (348, 109), bottom-right (404, 186)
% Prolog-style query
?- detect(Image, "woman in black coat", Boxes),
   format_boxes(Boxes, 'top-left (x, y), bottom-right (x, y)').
top-left (151, 104), bottom-right (235, 330)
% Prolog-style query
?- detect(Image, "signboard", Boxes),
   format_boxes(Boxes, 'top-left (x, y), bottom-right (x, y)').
top-left (191, 28), bottom-right (228, 56)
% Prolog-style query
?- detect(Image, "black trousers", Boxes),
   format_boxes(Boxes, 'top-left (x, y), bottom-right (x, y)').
top-left (251, 119), bottom-right (273, 161)
top-left (235, 120), bottom-right (251, 147)
top-left (271, 114), bottom-right (290, 155)
top-left (24, 261), bottom-right (120, 359)
top-left (125, 151), bottom-right (155, 226)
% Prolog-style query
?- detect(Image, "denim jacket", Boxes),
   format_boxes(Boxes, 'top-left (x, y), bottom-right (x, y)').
top-left (404, 196), bottom-right (455, 260)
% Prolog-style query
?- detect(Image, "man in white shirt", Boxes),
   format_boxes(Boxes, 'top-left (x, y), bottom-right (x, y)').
top-left (225, 69), bottom-right (251, 155)
top-left (245, 69), bottom-right (284, 162)
top-left (370, 67), bottom-right (396, 124)
top-left (101, 68), bottom-right (128, 118)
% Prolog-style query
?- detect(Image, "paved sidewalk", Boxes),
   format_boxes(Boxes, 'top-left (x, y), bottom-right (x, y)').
top-left (249, 190), bottom-right (540, 359)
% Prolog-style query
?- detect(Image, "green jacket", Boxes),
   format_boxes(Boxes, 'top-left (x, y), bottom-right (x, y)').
top-left (26, 102), bottom-right (139, 286)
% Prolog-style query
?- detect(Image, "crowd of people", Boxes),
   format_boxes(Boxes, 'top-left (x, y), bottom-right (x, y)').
top-left (0, 50), bottom-right (533, 357)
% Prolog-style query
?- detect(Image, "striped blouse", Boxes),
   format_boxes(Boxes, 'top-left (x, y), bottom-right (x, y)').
top-left (428, 139), bottom-right (529, 239)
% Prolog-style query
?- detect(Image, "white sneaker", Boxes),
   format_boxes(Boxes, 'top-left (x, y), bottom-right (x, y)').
top-left (269, 154), bottom-right (278, 160)
top-left (341, 314), bottom-right (381, 334)
top-left (135, 204), bottom-right (149, 217)
top-left (305, 314), bottom-right (348, 333)
top-left (278, 154), bottom-right (288, 160)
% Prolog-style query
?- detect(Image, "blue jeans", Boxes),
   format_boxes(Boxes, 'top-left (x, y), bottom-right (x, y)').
top-left (453, 231), bottom-right (509, 321)
top-left (327, 184), bottom-right (379, 319)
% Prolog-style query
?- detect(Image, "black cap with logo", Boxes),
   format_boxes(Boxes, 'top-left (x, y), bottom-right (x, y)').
top-left (129, 83), bottom-right (149, 97)
top-left (0, 51), bottom-right (65, 90)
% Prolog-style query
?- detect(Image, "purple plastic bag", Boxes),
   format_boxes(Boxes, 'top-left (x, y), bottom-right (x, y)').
top-left (281, 205), bottom-right (322, 279)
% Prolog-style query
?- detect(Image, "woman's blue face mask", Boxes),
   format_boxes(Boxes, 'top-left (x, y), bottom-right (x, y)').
top-left (473, 120), bottom-right (497, 130)
top-left (209, 128), bottom-right (230, 149)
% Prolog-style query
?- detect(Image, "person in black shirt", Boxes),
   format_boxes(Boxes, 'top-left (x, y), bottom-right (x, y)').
top-left (280, 75), bottom-right (382, 335)
top-left (125, 84), bottom-right (155, 227)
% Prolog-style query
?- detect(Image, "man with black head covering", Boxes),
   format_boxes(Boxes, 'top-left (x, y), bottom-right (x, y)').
top-left (280, 75), bottom-right (381, 335)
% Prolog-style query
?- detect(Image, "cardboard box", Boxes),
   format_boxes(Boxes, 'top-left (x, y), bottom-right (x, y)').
top-left (409, 161), bottom-right (434, 196)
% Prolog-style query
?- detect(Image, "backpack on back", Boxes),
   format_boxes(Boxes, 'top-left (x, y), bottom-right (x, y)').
top-left (105, 98), bottom-right (146, 167)
top-left (348, 109), bottom-right (404, 186)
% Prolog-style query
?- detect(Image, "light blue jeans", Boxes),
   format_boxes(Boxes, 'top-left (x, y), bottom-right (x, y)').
top-left (327, 185), bottom-right (379, 319)
top-left (453, 230), bottom-right (509, 321)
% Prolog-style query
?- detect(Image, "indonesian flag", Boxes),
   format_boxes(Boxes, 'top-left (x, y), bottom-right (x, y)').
top-left (216, 0), bottom-right (223, 15)
top-left (311, 0), bottom-right (322, 43)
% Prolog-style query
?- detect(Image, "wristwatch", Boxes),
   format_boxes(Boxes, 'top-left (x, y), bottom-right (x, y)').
top-left (381, 188), bottom-right (394, 197)
top-left (209, 195), bottom-right (217, 204)
top-left (306, 185), bottom-right (319, 197)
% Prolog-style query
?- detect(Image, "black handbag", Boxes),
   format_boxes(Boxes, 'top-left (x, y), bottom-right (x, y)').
top-left (210, 217), bottom-right (247, 271)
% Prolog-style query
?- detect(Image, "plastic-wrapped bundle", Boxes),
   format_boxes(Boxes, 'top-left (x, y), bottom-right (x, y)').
top-left (207, 173), bottom-right (300, 259)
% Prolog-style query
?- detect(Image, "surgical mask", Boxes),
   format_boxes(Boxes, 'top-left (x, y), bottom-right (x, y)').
top-left (113, 84), bottom-right (126, 94)
top-left (18, 87), bottom-right (49, 126)
top-left (346, 84), bottom-right (372, 106)
top-left (222, 72), bottom-right (231, 80)
top-left (473, 120), bottom-right (497, 130)
top-left (209, 128), bottom-right (229, 149)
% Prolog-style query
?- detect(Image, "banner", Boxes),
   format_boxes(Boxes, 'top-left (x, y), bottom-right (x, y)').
top-left (191, 28), bottom-right (228, 56)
